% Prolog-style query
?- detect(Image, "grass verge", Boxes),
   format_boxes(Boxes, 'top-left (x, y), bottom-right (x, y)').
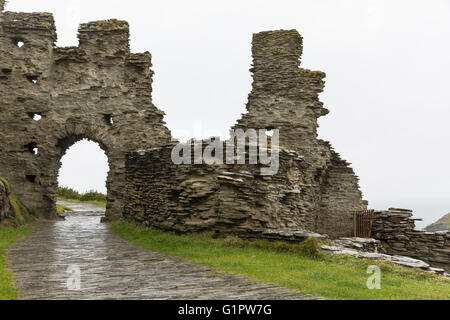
top-left (0, 225), bottom-right (32, 300)
top-left (111, 221), bottom-right (450, 300)
top-left (56, 203), bottom-right (73, 215)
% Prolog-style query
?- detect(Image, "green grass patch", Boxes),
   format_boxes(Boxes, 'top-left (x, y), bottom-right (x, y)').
top-left (56, 203), bottom-right (73, 215)
top-left (0, 225), bottom-right (32, 300)
top-left (57, 186), bottom-right (106, 207)
top-left (111, 221), bottom-right (450, 300)
top-left (58, 198), bottom-right (106, 208)
top-left (57, 187), bottom-right (106, 207)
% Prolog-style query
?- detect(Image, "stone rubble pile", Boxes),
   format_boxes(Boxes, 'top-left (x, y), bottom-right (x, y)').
top-left (329, 237), bottom-right (385, 253)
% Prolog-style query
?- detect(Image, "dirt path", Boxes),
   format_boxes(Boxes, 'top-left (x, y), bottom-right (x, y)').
top-left (7, 201), bottom-right (318, 300)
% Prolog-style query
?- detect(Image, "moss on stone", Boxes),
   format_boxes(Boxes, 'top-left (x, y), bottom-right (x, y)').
top-left (299, 68), bottom-right (326, 78)
top-left (0, 178), bottom-right (10, 193)
top-left (0, 177), bottom-right (30, 226)
top-left (79, 19), bottom-right (129, 32)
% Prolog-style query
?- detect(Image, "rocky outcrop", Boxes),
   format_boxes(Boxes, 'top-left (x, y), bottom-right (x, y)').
top-left (372, 208), bottom-right (450, 272)
top-left (425, 213), bottom-right (450, 232)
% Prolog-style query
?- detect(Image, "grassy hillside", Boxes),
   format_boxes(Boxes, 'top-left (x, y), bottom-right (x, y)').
top-left (112, 221), bottom-right (450, 300)
top-left (425, 213), bottom-right (450, 232)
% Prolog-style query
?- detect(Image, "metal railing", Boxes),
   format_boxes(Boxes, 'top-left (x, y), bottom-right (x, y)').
top-left (313, 209), bottom-right (375, 239)
top-left (353, 210), bottom-right (375, 238)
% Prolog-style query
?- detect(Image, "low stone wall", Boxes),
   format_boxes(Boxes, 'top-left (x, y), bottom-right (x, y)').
top-left (123, 142), bottom-right (328, 241)
top-left (372, 208), bottom-right (450, 272)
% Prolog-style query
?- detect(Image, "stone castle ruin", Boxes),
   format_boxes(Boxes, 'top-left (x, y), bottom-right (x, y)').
top-left (0, 2), bottom-right (172, 219)
top-left (0, 2), bottom-right (366, 224)
top-left (1, 2), bottom-right (448, 271)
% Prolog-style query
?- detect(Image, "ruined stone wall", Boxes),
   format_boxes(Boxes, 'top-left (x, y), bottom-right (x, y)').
top-left (124, 142), bottom-right (324, 241)
top-left (372, 208), bottom-right (450, 272)
top-left (1, 3), bottom-right (365, 227)
top-left (234, 30), bottom-right (366, 232)
top-left (0, 7), bottom-right (171, 219)
top-left (124, 30), bottom-right (366, 238)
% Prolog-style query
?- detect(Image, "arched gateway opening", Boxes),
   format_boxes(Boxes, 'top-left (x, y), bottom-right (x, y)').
top-left (58, 139), bottom-right (109, 213)
top-left (54, 135), bottom-right (112, 218)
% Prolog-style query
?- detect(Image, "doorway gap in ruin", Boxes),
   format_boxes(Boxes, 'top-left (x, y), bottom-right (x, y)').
top-left (57, 138), bottom-right (109, 209)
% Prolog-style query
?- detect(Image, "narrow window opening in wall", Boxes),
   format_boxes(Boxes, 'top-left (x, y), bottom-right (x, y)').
top-left (26, 75), bottom-right (38, 84)
top-left (26, 175), bottom-right (36, 183)
top-left (25, 142), bottom-right (38, 155)
top-left (12, 38), bottom-right (25, 48)
top-left (104, 114), bottom-right (114, 125)
top-left (28, 112), bottom-right (43, 121)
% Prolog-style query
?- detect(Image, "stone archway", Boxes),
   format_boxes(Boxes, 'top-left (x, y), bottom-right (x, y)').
top-left (0, 13), bottom-right (172, 219)
top-left (55, 134), bottom-right (112, 217)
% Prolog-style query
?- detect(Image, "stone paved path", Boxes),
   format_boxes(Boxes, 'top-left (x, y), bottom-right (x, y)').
top-left (7, 201), bottom-right (318, 300)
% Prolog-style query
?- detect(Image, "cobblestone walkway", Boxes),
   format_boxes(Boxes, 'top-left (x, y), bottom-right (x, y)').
top-left (7, 202), bottom-right (318, 300)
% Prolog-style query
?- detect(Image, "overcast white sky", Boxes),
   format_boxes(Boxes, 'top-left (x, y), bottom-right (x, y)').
top-left (6, 0), bottom-right (450, 227)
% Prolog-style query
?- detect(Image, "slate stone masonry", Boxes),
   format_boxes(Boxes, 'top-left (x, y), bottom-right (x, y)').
top-left (0, 4), bottom-right (366, 224)
top-left (0, 6), bottom-right (172, 219)
top-left (372, 208), bottom-right (450, 272)
top-left (123, 31), bottom-right (367, 239)
top-left (1, 3), bottom-right (448, 271)
top-left (124, 142), bottom-right (327, 241)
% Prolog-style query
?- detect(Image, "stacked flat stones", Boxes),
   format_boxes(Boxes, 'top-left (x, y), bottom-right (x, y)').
top-left (123, 30), bottom-right (367, 241)
top-left (1, 3), bottom-right (367, 242)
top-left (124, 142), bottom-right (327, 241)
top-left (0, 8), bottom-right (171, 220)
top-left (372, 208), bottom-right (450, 272)
top-left (321, 237), bottom-right (448, 276)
